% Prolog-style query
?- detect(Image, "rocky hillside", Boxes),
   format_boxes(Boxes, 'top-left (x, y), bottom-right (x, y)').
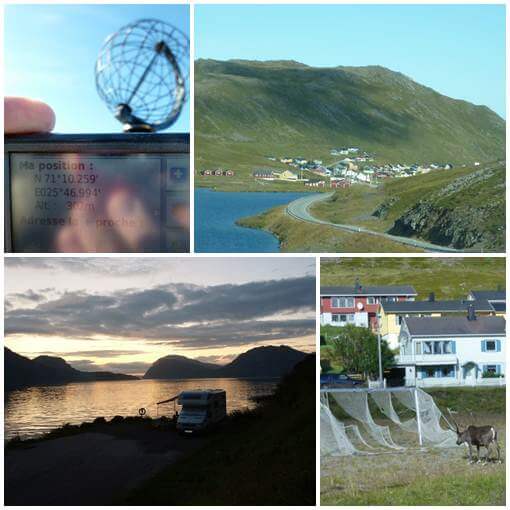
top-left (196, 59), bottom-right (505, 166)
top-left (387, 162), bottom-right (505, 250)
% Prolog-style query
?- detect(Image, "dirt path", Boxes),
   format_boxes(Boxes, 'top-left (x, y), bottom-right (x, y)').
top-left (5, 431), bottom-right (204, 505)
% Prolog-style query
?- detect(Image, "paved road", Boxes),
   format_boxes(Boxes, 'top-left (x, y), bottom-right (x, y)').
top-left (5, 430), bottom-right (205, 505)
top-left (285, 192), bottom-right (462, 253)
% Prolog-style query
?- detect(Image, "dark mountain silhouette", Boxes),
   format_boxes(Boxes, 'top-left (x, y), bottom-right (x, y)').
top-left (5, 348), bottom-right (138, 391)
top-left (221, 345), bottom-right (308, 378)
top-left (143, 345), bottom-right (308, 380)
top-left (143, 355), bottom-right (221, 379)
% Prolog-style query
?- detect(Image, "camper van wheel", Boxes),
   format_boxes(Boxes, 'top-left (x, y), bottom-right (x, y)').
top-left (138, 407), bottom-right (147, 417)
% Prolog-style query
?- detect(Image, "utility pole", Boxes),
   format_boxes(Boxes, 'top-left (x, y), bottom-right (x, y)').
top-left (377, 309), bottom-right (383, 387)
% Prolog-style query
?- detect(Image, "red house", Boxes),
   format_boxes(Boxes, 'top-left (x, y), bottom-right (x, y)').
top-left (320, 279), bottom-right (417, 330)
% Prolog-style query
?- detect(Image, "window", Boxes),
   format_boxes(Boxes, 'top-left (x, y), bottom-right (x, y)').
top-left (482, 339), bottom-right (501, 352)
top-left (395, 315), bottom-right (402, 326)
top-left (443, 341), bottom-right (454, 354)
top-left (419, 340), bottom-right (456, 355)
top-left (419, 365), bottom-right (455, 378)
top-left (331, 297), bottom-right (355, 308)
top-left (482, 365), bottom-right (503, 378)
top-left (367, 297), bottom-right (376, 304)
top-left (331, 314), bottom-right (354, 324)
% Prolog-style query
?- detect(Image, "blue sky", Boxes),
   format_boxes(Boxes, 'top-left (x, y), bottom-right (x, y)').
top-left (196, 4), bottom-right (506, 118)
top-left (5, 4), bottom-right (190, 133)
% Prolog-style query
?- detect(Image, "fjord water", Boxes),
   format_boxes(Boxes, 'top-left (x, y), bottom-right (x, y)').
top-left (195, 189), bottom-right (308, 252)
top-left (5, 378), bottom-right (278, 439)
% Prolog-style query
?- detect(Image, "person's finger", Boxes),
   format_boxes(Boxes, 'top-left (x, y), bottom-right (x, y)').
top-left (5, 97), bottom-right (55, 134)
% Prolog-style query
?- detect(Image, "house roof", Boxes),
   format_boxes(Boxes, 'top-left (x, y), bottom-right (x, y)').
top-left (469, 290), bottom-right (506, 302)
top-left (403, 316), bottom-right (506, 337)
top-left (321, 285), bottom-right (417, 297)
top-left (381, 299), bottom-right (495, 314)
top-left (491, 302), bottom-right (506, 313)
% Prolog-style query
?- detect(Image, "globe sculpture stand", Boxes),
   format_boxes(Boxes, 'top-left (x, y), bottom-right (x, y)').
top-left (95, 19), bottom-right (189, 133)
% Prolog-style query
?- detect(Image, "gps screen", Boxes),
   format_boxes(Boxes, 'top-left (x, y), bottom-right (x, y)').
top-left (9, 153), bottom-right (189, 253)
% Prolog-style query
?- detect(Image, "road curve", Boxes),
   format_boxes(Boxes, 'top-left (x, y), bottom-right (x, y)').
top-left (285, 192), bottom-right (462, 253)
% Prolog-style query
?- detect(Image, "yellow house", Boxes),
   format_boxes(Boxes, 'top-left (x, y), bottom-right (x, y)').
top-left (379, 299), bottom-right (496, 350)
top-left (273, 169), bottom-right (298, 181)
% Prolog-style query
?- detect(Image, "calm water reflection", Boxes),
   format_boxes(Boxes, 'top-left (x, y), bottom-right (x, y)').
top-left (5, 378), bottom-right (278, 439)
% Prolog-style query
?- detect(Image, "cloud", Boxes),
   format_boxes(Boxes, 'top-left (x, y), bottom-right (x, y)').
top-left (5, 257), bottom-right (159, 276)
top-left (68, 359), bottom-right (150, 375)
top-left (37, 349), bottom-right (146, 358)
top-left (5, 277), bottom-right (315, 349)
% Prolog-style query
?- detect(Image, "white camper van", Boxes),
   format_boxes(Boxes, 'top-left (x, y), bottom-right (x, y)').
top-left (176, 389), bottom-right (227, 434)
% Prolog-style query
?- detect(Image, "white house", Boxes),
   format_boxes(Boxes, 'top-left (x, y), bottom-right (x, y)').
top-left (397, 311), bottom-right (505, 388)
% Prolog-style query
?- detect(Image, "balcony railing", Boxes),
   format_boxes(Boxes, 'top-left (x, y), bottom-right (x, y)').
top-left (397, 353), bottom-right (458, 365)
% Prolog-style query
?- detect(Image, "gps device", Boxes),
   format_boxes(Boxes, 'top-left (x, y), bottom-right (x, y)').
top-left (4, 133), bottom-right (190, 253)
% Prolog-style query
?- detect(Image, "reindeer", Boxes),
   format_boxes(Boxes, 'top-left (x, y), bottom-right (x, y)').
top-left (448, 409), bottom-right (501, 464)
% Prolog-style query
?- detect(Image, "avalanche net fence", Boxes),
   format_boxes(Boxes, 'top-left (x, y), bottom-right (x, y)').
top-left (321, 387), bottom-right (457, 459)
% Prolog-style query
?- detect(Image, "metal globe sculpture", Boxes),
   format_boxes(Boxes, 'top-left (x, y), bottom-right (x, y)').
top-left (95, 19), bottom-right (189, 132)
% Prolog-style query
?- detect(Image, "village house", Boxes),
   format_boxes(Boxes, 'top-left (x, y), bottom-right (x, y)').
top-left (468, 289), bottom-right (506, 316)
top-left (252, 170), bottom-right (274, 179)
top-left (396, 310), bottom-right (505, 387)
top-left (330, 178), bottom-right (349, 189)
top-left (379, 295), bottom-right (497, 349)
top-left (272, 169), bottom-right (299, 181)
top-left (320, 280), bottom-right (417, 330)
top-left (305, 180), bottom-right (326, 188)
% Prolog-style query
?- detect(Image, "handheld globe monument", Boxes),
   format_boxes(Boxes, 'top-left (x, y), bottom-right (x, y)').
top-left (95, 19), bottom-right (189, 132)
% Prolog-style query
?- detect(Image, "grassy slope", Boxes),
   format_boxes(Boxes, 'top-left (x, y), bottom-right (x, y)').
top-left (195, 59), bottom-right (505, 191)
top-left (320, 257), bottom-right (505, 299)
top-left (322, 387), bottom-right (505, 506)
top-left (124, 355), bottom-right (315, 505)
top-left (238, 205), bottom-right (421, 253)
top-left (311, 162), bottom-right (505, 251)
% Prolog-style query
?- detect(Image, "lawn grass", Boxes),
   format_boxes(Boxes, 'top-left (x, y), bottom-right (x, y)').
top-left (320, 257), bottom-right (505, 299)
top-left (321, 470), bottom-right (505, 506)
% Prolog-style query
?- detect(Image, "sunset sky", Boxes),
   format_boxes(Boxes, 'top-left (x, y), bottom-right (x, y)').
top-left (5, 257), bottom-right (316, 375)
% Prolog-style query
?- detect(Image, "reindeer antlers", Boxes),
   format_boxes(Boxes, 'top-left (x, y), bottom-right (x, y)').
top-left (446, 408), bottom-right (460, 433)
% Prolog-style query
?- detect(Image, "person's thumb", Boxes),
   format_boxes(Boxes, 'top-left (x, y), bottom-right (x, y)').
top-left (5, 97), bottom-right (55, 134)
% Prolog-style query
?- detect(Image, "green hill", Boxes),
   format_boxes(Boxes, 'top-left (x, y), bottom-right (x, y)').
top-left (311, 160), bottom-right (505, 251)
top-left (320, 258), bottom-right (505, 300)
top-left (195, 59), bottom-right (505, 184)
